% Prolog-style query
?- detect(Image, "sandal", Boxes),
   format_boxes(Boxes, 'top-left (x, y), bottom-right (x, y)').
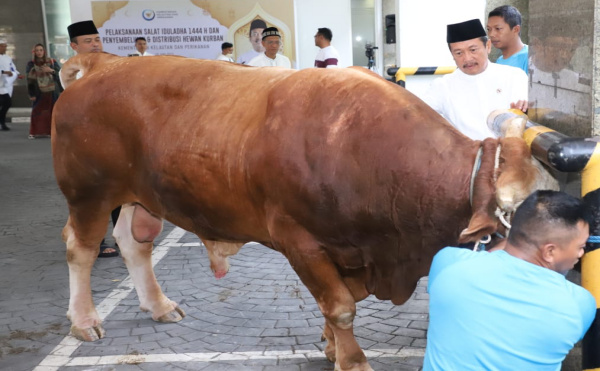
top-left (98, 242), bottom-right (119, 258)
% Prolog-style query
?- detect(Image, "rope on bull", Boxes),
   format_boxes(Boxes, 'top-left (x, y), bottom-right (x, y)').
top-left (495, 208), bottom-right (512, 229)
top-left (473, 234), bottom-right (492, 251)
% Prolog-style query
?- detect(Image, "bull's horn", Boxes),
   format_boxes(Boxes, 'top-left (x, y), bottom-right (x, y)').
top-left (487, 109), bottom-right (527, 138)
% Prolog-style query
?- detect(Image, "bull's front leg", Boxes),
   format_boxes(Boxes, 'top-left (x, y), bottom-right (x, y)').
top-left (113, 204), bottom-right (185, 322)
top-left (63, 215), bottom-right (108, 341)
top-left (269, 220), bottom-right (372, 371)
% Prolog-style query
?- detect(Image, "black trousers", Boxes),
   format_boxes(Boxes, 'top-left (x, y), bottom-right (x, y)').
top-left (0, 93), bottom-right (11, 126)
top-left (111, 206), bottom-right (122, 227)
top-left (100, 206), bottom-right (122, 247)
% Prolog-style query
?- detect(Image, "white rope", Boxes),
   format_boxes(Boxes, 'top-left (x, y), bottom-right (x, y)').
top-left (493, 144), bottom-right (502, 182)
top-left (492, 143), bottom-right (513, 231)
top-left (495, 207), bottom-right (512, 229)
top-left (469, 146), bottom-right (483, 207)
top-left (469, 143), bottom-right (512, 251)
top-left (473, 234), bottom-right (492, 251)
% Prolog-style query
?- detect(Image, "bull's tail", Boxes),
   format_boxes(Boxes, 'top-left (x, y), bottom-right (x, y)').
top-left (59, 52), bottom-right (118, 89)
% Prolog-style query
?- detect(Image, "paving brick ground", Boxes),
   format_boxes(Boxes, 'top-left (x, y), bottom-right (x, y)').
top-left (0, 117), bottom-right (584, 371)
top-left (0, 119), bottom-right (427, 370)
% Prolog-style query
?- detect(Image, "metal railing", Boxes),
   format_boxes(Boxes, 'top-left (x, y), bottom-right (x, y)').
top-left (386, 66), bottom-right (456, 87)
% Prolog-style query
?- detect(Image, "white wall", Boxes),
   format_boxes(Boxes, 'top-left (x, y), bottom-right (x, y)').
top-left (397, 0), bottom-right (486, 98)
top-left (69, 0), bottom-right (353, 70)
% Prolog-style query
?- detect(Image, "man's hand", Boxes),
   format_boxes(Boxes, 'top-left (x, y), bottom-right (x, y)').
top-left (510, 100), bottom-right (528, 113)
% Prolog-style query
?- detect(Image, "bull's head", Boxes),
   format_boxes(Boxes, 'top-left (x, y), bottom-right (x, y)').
top-left (458, 113), bottom-right (559, 243)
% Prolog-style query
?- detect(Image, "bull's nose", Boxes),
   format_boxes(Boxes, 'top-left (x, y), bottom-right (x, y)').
top-left (496, 192), bottom-right (520, 214)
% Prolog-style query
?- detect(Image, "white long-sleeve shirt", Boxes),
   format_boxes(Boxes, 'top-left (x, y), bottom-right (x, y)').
top-left (133, 51), bottom-right (153, 56)
top-left (422, 62), bottom-right (528, 140)
top-left (248, 52), bottom-right (291, 68)
top-left (0, 54), bottom-right (19, 96)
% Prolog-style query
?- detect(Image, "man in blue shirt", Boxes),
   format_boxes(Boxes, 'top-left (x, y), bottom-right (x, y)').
top-left (424, 190), bottom-right (596, 370)
top-left (487, 5), bottom-right (528, 74)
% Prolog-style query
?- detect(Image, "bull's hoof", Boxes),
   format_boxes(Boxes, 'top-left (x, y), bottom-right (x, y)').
top-left (155, 306), bottom-right (186, 323)
top-left (70, 324), bottom-right (106, 341)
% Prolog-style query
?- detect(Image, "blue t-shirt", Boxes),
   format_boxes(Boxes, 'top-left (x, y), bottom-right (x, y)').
top-left (424, 247), bottom-right (596, 371)
top-left (496, 44), bottom-right (529, 75)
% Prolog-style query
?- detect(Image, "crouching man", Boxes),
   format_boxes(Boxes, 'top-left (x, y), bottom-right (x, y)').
top-left (425, 190), bottom-right (596, 370)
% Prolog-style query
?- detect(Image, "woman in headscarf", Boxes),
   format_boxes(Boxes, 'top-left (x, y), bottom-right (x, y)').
top-left (26, 44), bottom-right (62, 139)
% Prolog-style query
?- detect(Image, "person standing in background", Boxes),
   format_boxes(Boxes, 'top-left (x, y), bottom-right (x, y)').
top-left (27, 43), bottom-right (62, 139)
top-left (314, 28), bottom-right (340, 68)
top-left (216, 42), bottom-right (234, 62)
top-left (248, 27), bottom-right (291, 68)
top-left (133, 37), bottom-right (153, 56)
top-left (487, 5), bottom-right (528, 74)
top-left (0, 39), bottom-right (19, 131)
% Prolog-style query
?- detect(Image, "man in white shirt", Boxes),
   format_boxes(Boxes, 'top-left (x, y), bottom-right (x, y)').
top-left (67, 20), bottom-right (120, 258)
top-left (248, 27), bottom-right (291, 68)
top-left (216, 42), bottom-right (234, 62)
top-left (314, 27), bottom-right (340, 68)
top-left (133, 37), bottom-right (153, 56)
top-left (237, 19), bottom-right (266, 65)
top-left (0, 38), bottom-right (19, 131)
top-left (422, 19), bottom-right (528, 140)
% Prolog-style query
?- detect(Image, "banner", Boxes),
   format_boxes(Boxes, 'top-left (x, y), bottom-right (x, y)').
top-left (92, 0), bottom-right (296, 65)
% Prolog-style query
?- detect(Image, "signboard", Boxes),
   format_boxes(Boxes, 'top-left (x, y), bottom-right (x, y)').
top-left (92, 0), bottom-right (296, 65)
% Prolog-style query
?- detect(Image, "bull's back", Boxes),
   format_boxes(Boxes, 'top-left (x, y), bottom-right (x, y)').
top-left (52, 55), bottom-right (295, 238)
top-left (248, 67), bottom-right (478, 241)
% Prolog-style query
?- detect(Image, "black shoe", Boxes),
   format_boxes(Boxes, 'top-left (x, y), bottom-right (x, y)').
top-left (0, 125), bottom-right (10, 131)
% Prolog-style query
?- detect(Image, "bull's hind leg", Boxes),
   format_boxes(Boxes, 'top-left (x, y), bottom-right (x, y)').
top-left (269, 221), bottom-right (372, 371)
top-left (113, 204), bottom-right (185, 322)
top-left (63, 210), bottom-right (112, 341)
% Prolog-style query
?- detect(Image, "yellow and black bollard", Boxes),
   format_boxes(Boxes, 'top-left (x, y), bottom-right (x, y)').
top-left (581, 144), bottom-right (600, 371)
top-left (489, 110), bottom-right (600, 369)
top-left (386, 66), bottom-right (456, 88)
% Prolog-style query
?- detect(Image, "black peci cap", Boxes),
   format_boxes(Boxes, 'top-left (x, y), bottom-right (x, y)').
top-left (262, 27), bottom-right (281, 40)
top-left (447, 19), bottom-right (486, 43)
top-left (68, 20), bottom-right (99, 39)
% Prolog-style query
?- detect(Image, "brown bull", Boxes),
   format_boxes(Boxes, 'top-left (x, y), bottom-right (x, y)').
top-left (53, 53), bottom-right (556, 371)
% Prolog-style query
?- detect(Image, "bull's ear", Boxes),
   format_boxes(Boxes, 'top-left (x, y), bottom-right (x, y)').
top-left (458, 210), bottom-right (497, 243)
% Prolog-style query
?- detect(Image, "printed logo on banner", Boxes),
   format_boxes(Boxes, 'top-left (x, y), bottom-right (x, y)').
top-left (142, 9), bottom-right (155, 21)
